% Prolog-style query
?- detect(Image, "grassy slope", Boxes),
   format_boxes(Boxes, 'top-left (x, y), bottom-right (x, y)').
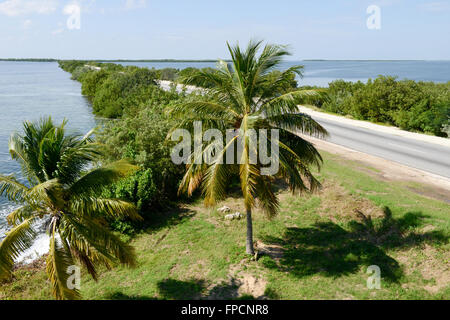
top-left (1, 151), bottom-right (449, 300)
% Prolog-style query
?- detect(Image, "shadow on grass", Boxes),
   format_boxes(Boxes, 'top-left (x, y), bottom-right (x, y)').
top-left (261, 207), bottom-right (447, 282)
top-left (156, 279), bottom-right (206, 300)
top-left (142, 206), bottom-right (196, 233)
top-left (106, 292), bottom-right (158, 300)
top-left (154, 278), bottom-right (257, 300)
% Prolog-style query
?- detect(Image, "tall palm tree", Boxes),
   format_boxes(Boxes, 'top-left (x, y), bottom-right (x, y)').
top-left (0, 117), bottom-right (141, 299)
top-left (170, 40), bottom-right (328, 255)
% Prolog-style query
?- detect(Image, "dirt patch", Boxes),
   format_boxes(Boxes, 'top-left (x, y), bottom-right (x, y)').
top-left (12, 256), bottom-right (46, 272)
top-left (318, 181), bottom-right (384, 221)
top-left (208, 260), bottom-right (268, 299)
top-left (420, 245), bottom-right (450, 294)
top-left (406, 185), bottom-right (450, 204)
top-left (396, 245), bottom-right (450, 294)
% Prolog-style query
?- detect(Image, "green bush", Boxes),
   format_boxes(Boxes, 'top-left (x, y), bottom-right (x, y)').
top-left (70, 66), bottom-right (91, 81)
top-left (80, 69), bottom-right (111, 97)
top-left (58, 60), bottom-right (87, 73)
top-left (98, 92), bottom-right (186, 209)
top-left (103, 168), bottom-right (157, 211)
top-left (321, 76), bottom-right (450, 137)
top-left (91, 68), bottom-right (159, 118)
top-left (157, 68), bottom-right (180, 81)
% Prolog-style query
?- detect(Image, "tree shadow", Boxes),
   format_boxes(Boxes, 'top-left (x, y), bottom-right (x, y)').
top-left (106, 291), bottom-right (158, 300)
top-left (157, 279), bottom-right (206, 300)
top-left (141, 205), bottom-right (196, 234)
top-left (261, 207), bottom-right (447, 282)
top-left (155, 278), bottom-right (257, 300)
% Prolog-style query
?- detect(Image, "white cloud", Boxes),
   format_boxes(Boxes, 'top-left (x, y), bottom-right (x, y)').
top-left (125, 0), bottom-right (146, 10)
top-left (0, 0), bottom-right (58, 16)
top-left (23, 19), bottom-right (32, 28)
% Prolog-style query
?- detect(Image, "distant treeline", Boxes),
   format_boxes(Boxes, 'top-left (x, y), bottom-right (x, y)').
top-left (0, 58), bottom-right (57, 62)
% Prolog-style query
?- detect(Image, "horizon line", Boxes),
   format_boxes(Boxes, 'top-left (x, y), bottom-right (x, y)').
top-left (1, 58), bottom-right (450, 62)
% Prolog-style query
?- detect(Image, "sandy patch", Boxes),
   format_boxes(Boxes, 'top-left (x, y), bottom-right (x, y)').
top-left (396, 245), bottom-right (449, 294)
top-left (317, 181), bottom-right (384, 221)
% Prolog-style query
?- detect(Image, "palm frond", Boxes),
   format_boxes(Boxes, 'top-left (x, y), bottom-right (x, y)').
top-left (260, 89), bottom-right (323, 117)
top-left (46, 233), bottom-right (81, 300)
top-left (255, 176), bottom-right (279, 218)
top-left (0, 174), bottom-right (29, 202)
top-left (69, 197), bottom-right (142, 221)
top-left (68, 160), bottom-right (138, 196)
top-left (202, 138), bottom-right (237, 206)
top-left (55, 142), bottom-right (103, 185)
top-left (0, 218), bottom-right (36, 280)
top-left (268, 113), bottom-right (328, 138)
top-left (7, 205), bottom-right (35, 226)
top-left (62, 214), bottom-right (137, 268)
top-left (170, 100), bottom-right (238, 121)
top-left (8, 133), bottom-right (39, 184)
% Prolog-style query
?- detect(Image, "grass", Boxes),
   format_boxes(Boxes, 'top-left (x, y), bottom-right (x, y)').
top-left (1, 151), bottom-right (449, 300)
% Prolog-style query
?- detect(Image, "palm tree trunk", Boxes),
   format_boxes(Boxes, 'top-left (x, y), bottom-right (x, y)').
top-left (246, 208), bottom-right (255, 255)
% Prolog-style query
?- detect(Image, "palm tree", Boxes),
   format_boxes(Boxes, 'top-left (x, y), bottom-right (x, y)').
top-left (0, 117), bottom-right (141, 299)
top-left (170, 40), bottom-right (328, 255)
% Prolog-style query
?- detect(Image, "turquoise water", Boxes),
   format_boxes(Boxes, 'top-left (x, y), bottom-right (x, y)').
top-left (0, 60), bottom-right (449, 257)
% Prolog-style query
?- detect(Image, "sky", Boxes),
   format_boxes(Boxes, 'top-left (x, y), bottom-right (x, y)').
top-left (0, 0), bottom-right (449, 60)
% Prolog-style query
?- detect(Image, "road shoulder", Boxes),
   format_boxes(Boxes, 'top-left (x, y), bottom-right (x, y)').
top-left (303, 135), bottom-right (450, 203)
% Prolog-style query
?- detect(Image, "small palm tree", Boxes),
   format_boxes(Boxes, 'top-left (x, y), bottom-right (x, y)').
top-left (0, 117), bottom-right (141, 299)
top-left (170, 40), bottom-right (328, 255)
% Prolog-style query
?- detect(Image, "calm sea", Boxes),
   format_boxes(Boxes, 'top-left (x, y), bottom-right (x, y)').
top-left (0, 60), bottom-right (448, 261)
top-left (0, 61), bottom-right (96, 260)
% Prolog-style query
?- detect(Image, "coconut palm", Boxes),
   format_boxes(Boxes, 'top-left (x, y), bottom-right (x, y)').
top-left (0, 117), bottom-right (141, 299)
top-left (170, 40), bottom-right (328, 255)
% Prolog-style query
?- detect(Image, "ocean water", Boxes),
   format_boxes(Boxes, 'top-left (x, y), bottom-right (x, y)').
top-left (0, 61), bottom-right (96, 261)
top-left (0, 60), bottom-right (449, 262)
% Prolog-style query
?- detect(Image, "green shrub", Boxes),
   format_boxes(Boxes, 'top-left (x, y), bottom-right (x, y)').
top-left (80, 69), bottom-right (111, 97)
top-left (91, 68), bottom-right (159, 118)
top-left (157, 68), bottom-right (180, 81)
top-left (103, 168), bottom-right (157, 211)
top-left (98, 92), bottom-right (186, 209)
top-left (70, 66), bottom-right (91, 81)
top-left (321, 76), bottom-right (450, 136)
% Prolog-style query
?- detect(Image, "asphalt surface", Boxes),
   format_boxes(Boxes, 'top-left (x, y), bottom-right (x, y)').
top-left (158, 81), bottom-right (450, 179)
top-left (313, 117), bottom-right (450, 179)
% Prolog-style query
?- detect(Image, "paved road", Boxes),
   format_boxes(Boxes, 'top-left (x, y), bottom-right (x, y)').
top-left (313, 117), bottom-right (450, 178)
top-left (157, 81), bottom-right (450, 179)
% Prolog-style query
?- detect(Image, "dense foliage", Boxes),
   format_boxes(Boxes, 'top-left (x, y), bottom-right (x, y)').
top-left (0, 117), bottom-right (140, 299)
top-left (98, 99), bottom-right (186, 213)
top-left (321, 77), bottom-right (450, 137)
top-left (59, 61), bottom-right (188, 229)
